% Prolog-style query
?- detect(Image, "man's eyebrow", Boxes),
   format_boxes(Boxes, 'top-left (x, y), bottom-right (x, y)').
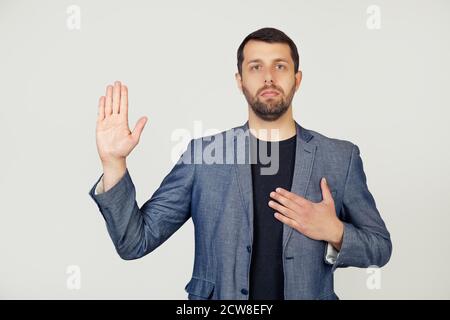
top-left (247, 58), bottom-right (290, 64)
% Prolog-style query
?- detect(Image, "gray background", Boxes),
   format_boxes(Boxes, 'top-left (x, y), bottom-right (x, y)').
top-left (0, 0), bottom-right (449, 299)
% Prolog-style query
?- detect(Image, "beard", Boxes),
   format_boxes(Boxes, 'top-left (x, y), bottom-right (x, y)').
top-left (242, 82), bottom-right (296, 122)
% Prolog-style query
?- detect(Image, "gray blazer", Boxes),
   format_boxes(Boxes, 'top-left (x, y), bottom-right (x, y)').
top-left (88, 120), bottom-right (392, 300)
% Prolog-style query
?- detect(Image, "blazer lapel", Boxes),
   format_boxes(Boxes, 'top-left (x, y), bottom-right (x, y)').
top-left (233, 121), bottom-right (254, 243)
top-left (283, 122), bottom-right (316, 251)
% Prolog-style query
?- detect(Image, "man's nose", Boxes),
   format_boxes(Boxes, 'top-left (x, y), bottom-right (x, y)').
top-left (264, 70), bottom-right (275, 85)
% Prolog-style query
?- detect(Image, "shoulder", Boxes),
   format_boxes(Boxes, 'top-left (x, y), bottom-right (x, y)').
top-left (304, 127), bottom-right (357, 156)
top-left (189, 123), bottom-right (246, 147)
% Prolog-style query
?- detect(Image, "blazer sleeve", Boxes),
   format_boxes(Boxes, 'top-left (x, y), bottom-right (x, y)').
top-left (88, 139), bottom-right (195, 260)
top-left (332, 144), bottom-right (393, 272)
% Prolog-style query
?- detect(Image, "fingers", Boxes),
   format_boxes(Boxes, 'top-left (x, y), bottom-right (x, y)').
top-left (102, 81), bottom-right (126, 118)
top-left (275, 187), bottom-right (309, 206)
top-left (105, 85), bottom-right (113, 116)
top-left (270, 191), bottom-right (301, 213)
top-left (120, 85), bottom-right (128, 118)
top-left (320, 177), bottom-right (333, 204)
top-left (112, 81), bottom-right (121, 114)
top-left (268, 200), bottom-right (296, 219)
top-left (274, 212), bottom-right (298, 230)
top-left (97, 96), bottom-right (105, 121)
top-left (131, 116), bottom-right (148, 141)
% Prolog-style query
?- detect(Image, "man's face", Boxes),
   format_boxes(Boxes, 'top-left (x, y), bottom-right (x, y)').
top-left (236, 40), bottom-right (302, 121)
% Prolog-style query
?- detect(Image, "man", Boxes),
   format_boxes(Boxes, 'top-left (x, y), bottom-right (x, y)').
top-left (89, 27), bottom-right (392, 300)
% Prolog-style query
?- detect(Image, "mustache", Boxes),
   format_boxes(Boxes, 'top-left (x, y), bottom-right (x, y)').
top-left (257, 85), bottom-right (284, 95)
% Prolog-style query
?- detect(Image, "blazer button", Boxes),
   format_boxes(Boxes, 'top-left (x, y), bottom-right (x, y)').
top-left (241, 288), bottom-right (248, 295)
top-left (246, 245), bottom-right (251, 253)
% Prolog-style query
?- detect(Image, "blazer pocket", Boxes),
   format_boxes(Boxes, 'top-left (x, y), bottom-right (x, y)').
top-left (185, 277), bottom-right (215, 300)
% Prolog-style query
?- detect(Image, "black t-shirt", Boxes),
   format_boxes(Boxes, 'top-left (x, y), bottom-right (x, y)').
top-left (249, 133), bottom-right (297, 300)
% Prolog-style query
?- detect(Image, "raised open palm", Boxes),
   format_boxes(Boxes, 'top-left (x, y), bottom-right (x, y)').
top-left (96, 81), bottom-right (147, 163)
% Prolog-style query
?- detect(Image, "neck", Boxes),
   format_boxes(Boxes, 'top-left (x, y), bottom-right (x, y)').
top-left (248, 106), bottom-right (296, 141)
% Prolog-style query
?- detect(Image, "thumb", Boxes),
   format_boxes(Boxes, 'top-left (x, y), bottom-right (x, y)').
top-left (320, 177), bottom-right (333, 203)
top-left (131, 116), bottom-right (148, 141)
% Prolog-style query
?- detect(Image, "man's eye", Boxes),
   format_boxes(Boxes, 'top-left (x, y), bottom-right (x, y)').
top-left (276, 64), bottom-right (286, 70)
top-left (251, 65), bottom-right (260, 70)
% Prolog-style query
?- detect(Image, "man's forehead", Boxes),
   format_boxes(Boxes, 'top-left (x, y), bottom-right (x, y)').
top-left (243, 40), bottom-right (292, 63)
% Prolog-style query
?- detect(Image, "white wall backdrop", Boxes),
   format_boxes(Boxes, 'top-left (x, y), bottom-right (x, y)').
top-left (0, 0), bottom-right (449, 299)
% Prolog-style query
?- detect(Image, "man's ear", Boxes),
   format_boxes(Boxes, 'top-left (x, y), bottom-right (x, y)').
top-left (295, 70), bottom-right (302, 92)
top-left (235, 72), bottom-right (243, 93)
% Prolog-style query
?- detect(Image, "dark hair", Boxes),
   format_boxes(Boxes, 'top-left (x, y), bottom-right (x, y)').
top-left (237, 27), bottom-right (299, 76)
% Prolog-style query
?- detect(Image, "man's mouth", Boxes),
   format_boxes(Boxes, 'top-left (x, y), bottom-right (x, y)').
top-left (260, 90), bottom-right (280, 97)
